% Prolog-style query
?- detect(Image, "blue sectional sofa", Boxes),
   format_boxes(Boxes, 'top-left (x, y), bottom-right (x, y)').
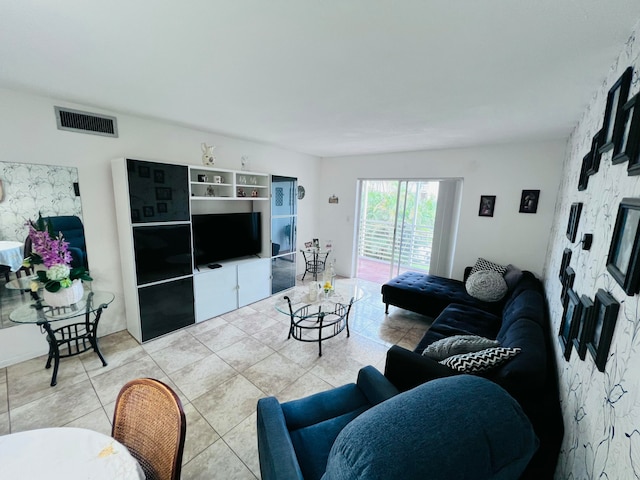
top-left (382, 269), bottom-right (563, 479)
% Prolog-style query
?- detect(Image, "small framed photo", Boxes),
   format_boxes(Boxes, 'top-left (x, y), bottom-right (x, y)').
top-left (157, 202), bottom-right (168, 214)
top-left (154, 169), bottom-right (165, 183)
top-left (559, 248), bottom-right (572, 282)
top-left (600, 67), bottom-right (633, 154)
top-left (586, 289), bottom-right (620, 372)
top-left (155, 187), bottom-right (172, 201)
top-left (578, 154), bottom-right (590, 191)
top-left (586, 129), bottom-right (603, 175)
top-left (312, 238), bottom-right (320, 248)
top-left (519, 190), bottom-right (540, 213)
top-left (566, 203), bottom-right (583, 243)
top-left (143, 206), bottom-right (155, 217)
top-left (558, 288), bottom-right (582, 361)
top-left (561, 266), bottom-right (575, 305)
top-left (138, 165), bottom-right (151, 178)
top-left (573, 295), bottom-right (594, 361)
top-left (618, 94), bottom-right (640, 174)
top-left (479, 195), bottom-right (496, 217)
top-left (606, 198), bottom-right (640, 295)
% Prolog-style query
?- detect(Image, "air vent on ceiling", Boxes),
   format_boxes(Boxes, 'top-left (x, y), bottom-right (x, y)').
top-left (54, 106), bottom-right (118, 137)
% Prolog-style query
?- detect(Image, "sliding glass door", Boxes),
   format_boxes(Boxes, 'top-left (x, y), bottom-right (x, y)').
top-left (357, 179), bottom-right (459, 283)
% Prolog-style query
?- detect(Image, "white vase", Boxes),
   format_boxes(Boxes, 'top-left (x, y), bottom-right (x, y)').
top-left (43, 279), bottom-right (84, 307)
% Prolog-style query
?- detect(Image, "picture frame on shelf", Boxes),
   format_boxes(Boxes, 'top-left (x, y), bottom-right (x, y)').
top-left (612, 93), bottom-right (640, 166)
top-left (559, 248), bottom-right (572, 282)
top-left (479, 195), bottom-right (496, 217)
top-left (573, 295), bottom-right (594, 361)
top-left (519, 190), bottom-right (540, 213)
top-left (578, 154), bottom-right (590, 191)
top-left (561, 266), bottom-right (575, 305)
top-left (587, 289), bottom-right (620, 372)
top-left (558, 288), bottom-right (582, 361)
top-left (606, 198), bottom-right (640, 295)
top-left (587, 129), bottom-right (603, 175)
top-left (566, 203), bottom-right (583, 242)
top-left (600, 67), bottom-right (633, 155)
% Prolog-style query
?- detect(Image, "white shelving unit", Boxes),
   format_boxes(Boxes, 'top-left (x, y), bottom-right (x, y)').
top-left (189, 166), bottom-right (269, 201)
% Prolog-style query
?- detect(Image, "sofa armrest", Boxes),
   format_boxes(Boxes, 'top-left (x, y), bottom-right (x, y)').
top-left (356, 365), bottom-right (399, 406)
top-left (256, 397), bottom-right (304, 480)
top-left (384, 345), bottom-right (458, 392)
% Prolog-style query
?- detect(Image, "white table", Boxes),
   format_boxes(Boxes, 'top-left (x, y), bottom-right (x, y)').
top-left (0, 240), bottom-right (23, 271)
top-left (0, 427), bottom-right (145, 479)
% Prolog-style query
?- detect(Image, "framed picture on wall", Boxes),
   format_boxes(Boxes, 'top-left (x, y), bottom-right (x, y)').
top-left (587, 129), bottom-right (604, 175)
top-left (561, 266), bottom-right (575, 305)
top-left (572, 295), bottom-right (594, 361)
top-left (559, 248), bottom-right (572, 282)
top-left (586, 289), bottom-right (620, 372)
top-left (606, 198), bottom-right (640, 295)
top-left (566, 203), bottom-right (583, 242)
top-left (612, 93), bottom-right (640, 166)
top-left (600, 67), bottom-right (633, 155)
top-left (478, 195), bottom-right (496, 217)
top-left (578, 154), bottom-right (590, 191)
top-left (558, 288), bottom-right (582, 361)
top-left (519, 190), bottom-right (540, 213)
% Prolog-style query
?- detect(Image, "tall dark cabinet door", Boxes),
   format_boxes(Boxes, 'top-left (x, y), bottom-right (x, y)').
top-left (138, 277), bottom-right (195, 342)
top-left (126, 159), bottom-right (190, 223)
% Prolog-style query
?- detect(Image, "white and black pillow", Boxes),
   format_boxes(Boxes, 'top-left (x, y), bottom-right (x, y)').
top-left (439, 347), bottom-right (521, 373)
top-left (422, 335), bottom-right (499, 361)
top-left (469, 257), bottom-right (507, 276)
top-left (465, 270), bottom-right (508, 302)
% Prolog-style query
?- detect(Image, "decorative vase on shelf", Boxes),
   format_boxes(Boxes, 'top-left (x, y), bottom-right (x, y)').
top-left (43, 279), bottom-right (84, 307)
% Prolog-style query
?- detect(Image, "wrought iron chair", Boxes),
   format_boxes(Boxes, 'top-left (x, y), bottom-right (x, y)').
top-left (112, 378), bottom-right (186, 480)
top-left (301, 249), bottom-right (330, 281)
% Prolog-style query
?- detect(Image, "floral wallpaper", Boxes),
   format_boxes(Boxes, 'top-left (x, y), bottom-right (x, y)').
top-left (0, 162), bottom-right (82, 242)
top-left (543, 25), bottom-right (640, 478)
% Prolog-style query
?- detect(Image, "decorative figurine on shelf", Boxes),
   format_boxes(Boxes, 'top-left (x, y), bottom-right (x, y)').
top-left (206, 186), bottom-right (215, 197)
top-left (201, 143), bottom-right (216, 166)
top-left (237, 187), bottom-right (246, 197)
top-left (251, 189), bottom-right (259, 197)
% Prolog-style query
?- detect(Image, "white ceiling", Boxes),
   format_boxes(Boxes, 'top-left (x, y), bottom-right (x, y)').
top-left (1, 1), bottom-right (639, 157)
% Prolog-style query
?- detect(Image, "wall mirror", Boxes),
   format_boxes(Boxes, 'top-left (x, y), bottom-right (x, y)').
top-left (0, 161), bottom-right (84, 329)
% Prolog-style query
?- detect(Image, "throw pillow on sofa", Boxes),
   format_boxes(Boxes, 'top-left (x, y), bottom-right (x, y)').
top-left (465, 270), bottom-right (508, 302)
top-left (439, 347), bottom-right (521, 373)
top-left (422, 334), bottom-right (499, 361)
top-left (469, 257), bottom-right (507, 276)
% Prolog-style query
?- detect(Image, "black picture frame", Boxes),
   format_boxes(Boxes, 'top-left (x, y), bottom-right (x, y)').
top-left (566, 203), bottom-right (583, 242)
top-left (154, 169), bottom-right (165, 184)
top-left (138, 165), bottom-right (150, 178)
top-left (143, 206), bottom-right (154, 217)
top-left (155, 187), bottom-right (173, 201)
top-left (573, 295), bottom-right (594, 361)
top-left (578, 154), bottom-right (590, 191)
top-left (561, 266), bottom-right (575, 305)
top-left (612, 93), bottom-right (640, 165)
top-left (606, 198), bottom-right (640, 295)
top-left (586, 289), bottom-right (620, 372)
top-left (559, 288), bottom-right (582, 361)
top-left (600, 67), bottom-right (633, 155)
top-left (157, 202), bottom-right (168, 214)
top-left (587, 129), bottom-right (603, 175)
top-left (479, 195), bottom-right (496, 217)
top-left (519, 190), bottom-right (539, 213)
top-left (559, 248), bottom-right (572, 282)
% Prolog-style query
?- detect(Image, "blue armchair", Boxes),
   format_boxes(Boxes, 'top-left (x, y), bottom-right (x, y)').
top-left (46, 215), bottom-right (88, 269)
top-left (257, 371), bottom-right (538, 480)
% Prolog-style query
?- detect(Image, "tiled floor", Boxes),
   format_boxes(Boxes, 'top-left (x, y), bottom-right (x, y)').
top-left (0, 277), bottom-right (431, 479)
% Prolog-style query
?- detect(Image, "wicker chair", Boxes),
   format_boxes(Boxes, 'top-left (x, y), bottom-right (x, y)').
top-left (112, 378), bottom-right (186, 480)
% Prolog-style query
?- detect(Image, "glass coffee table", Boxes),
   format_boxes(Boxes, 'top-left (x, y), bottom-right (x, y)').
top-left (10, 290), bottom-right (114, 386)
top-left (275, 282), bottom-right (365, 356)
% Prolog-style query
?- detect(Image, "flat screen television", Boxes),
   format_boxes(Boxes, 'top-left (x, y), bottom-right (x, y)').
top-left (192, 212), bottom-right (262, 266)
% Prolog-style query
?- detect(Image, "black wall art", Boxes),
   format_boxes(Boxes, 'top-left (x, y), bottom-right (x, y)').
top-left (600, 66), bottom-right (633, 156)
top-left (606, 198), bottom-right (640, 295)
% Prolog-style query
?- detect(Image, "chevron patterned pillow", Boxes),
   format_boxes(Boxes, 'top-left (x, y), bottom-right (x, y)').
top-left (422, 335), bottom-right (499, 360)
top-left (469, 257), bottom-right (507, 276)
top-left (439, 347), bottom-right (521, 373)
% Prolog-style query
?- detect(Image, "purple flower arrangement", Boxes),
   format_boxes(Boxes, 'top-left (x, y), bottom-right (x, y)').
top-left (23, 214), bottom-right (92, 292)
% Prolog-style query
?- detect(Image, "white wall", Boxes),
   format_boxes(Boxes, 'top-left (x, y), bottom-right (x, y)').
top-left (319, 141), bottom-right (565, 280)
top-left (0, 87), bottom-right (320, 367)
top-left (543, 22), bottom-right (640, 479)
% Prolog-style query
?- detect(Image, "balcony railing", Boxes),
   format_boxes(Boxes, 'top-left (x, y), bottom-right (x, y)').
top-left (358, 218), bottom-right (432, 272)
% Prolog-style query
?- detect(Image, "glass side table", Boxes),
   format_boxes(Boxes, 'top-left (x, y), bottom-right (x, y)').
top-left (10, 290), bottom-right (114, 386)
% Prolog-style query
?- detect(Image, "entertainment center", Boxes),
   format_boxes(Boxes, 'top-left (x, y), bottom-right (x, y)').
top-left (112, 158), bottom-right (274, 343)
